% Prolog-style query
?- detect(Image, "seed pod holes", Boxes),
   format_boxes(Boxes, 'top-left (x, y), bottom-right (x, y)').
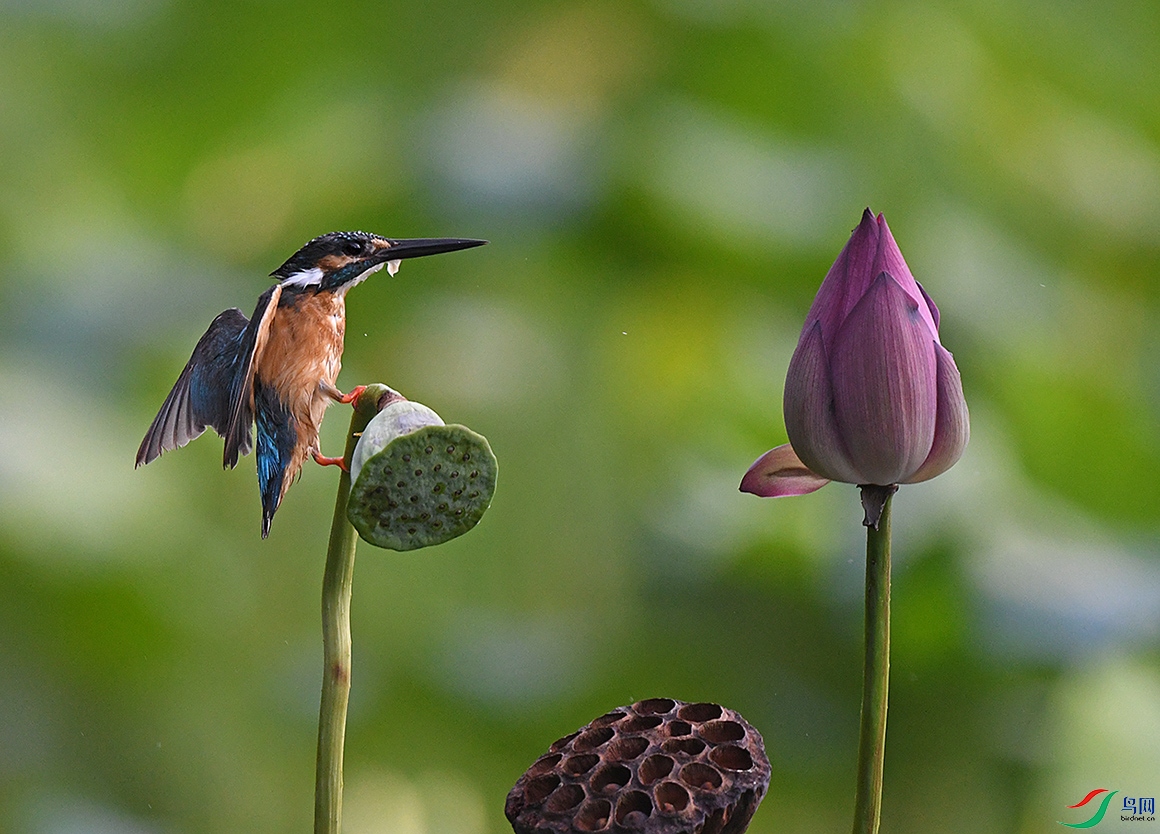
top-left (505, 699), bottom-right (769, 834)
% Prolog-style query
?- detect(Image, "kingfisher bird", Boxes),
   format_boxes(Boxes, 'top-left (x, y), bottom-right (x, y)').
top-left (136, 231), bottom-right (486, 537)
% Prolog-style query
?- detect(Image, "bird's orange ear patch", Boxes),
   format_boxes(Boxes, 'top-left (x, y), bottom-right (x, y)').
top-left (317, 253), bottom-right (358, 272)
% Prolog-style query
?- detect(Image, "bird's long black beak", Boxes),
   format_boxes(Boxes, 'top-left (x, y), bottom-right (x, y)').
top-left (373, 237), bottom-right (487, 263)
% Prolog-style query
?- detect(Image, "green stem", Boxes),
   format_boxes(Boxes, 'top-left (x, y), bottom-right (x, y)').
top-left (314, 386), bottom-right (389, 834)
top-left (852, 485), bottom-right (894, 834)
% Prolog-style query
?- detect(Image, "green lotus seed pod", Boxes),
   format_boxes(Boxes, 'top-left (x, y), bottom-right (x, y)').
top-left (347, 400), bottom-right (497, 551)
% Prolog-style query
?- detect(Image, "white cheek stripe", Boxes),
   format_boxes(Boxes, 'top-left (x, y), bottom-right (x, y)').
top-left (280, 266), bottom-right (324, 288)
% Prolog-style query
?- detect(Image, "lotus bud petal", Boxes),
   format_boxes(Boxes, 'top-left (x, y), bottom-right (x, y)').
top-left (783, 321), bottom-right (865, 484)
top-left (901, 343), bottom-right (970, 483)
top-left (827, 271), bottom-right (938, 485)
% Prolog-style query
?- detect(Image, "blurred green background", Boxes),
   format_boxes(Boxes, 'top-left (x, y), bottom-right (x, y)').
top-left (2, 0), bottom-right (1159, 832)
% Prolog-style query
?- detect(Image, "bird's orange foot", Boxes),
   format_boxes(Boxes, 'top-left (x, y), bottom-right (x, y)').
top-left (337, 385), bottom-right (367, 406)
top-left (312, 450), bottom-right (349, 472)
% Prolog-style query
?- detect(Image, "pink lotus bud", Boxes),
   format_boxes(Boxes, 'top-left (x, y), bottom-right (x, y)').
top-left (743, 209), bottom-right (968, 497)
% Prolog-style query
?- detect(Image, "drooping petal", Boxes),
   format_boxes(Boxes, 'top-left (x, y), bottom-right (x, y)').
top-left (871, 214), bottom-right (940, 342)
top-left (783, 320), bottom-right (866, 483)
top-left (902, 343), bottom-right (970, 483)
top-left (829, 271), bottom-right (938, 485)
top-left (801, 208), bottom-right (882, 356)
top-left (740, 444), bottom-right (831, 497)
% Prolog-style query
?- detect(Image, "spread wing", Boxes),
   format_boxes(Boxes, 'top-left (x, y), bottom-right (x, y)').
top-left (135, 285), bottom-right (282, 469)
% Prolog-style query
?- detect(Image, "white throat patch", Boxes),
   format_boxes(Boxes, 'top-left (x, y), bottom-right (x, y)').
top-left (337, 260), bottom-right (393, 296)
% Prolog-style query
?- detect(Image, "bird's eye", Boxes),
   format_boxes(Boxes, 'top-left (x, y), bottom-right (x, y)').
top-left (342, 240), bottom-right (364, 257)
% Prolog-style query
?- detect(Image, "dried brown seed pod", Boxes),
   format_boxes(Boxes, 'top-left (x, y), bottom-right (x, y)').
top-left (505, 699), bottom-right (770, 834)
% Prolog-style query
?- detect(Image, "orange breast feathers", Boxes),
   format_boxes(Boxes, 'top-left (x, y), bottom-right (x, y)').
top-left (257, 291), bottom-right (347, 457)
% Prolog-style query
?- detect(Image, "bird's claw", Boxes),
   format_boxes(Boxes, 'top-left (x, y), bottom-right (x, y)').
top-left (337, 385), bottom-right (367, 406)
top-left (312, 450), bottom-right (349, 472)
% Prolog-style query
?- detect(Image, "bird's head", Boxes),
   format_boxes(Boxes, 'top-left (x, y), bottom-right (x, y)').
top-left (272, 231), bottom-right (486, 293)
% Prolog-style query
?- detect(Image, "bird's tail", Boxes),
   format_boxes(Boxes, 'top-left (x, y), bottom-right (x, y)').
top-left (254, 383), bottom-right (298, 538)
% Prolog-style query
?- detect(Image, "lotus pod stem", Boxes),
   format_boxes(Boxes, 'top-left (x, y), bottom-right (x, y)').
top-left (315, 384), bottom-right (391, 834)
top-left (314, 384), bottom-right (496, 833)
